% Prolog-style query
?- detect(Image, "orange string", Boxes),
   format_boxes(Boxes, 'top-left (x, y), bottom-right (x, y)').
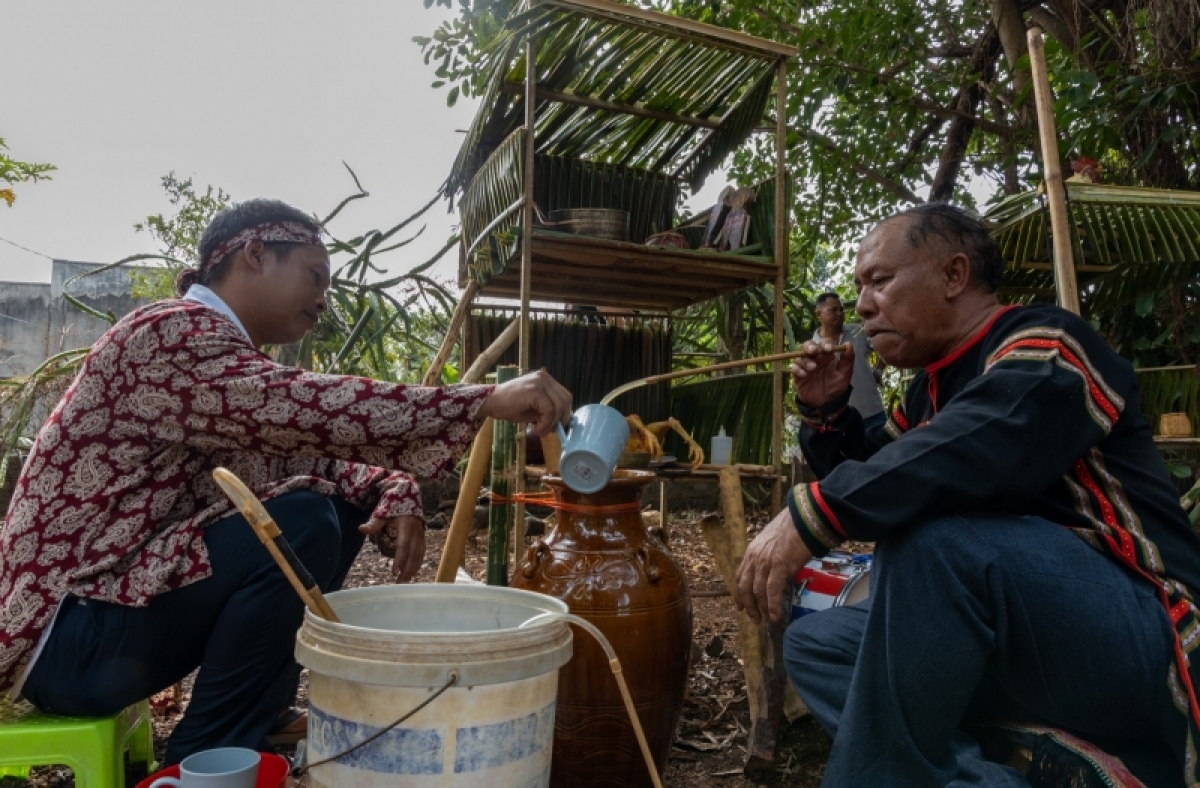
top-left (488, 491), bottom-right (643, 515)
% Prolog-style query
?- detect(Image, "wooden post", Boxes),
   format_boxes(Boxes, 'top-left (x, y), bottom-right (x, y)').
top-left (487, 366), bottom-right (519, 586)
top-left (1026, 27), bottom-right (1081, 315)
top-left (421, 280), bottom-right (480, 386)
top-left (462, 317), bottom-right (521, 384)
top-left (771, 56), bottom-right (789, 512)
top-left (435, 418), bottom-right (495, 582)
top-left (512, 36), bottom-right (539, 571)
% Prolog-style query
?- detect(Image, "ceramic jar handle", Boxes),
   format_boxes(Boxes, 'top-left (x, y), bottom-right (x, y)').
top-left (635, 545), bottom-right (662, 583)
top-left (522, 540), bottom-right (552, 579)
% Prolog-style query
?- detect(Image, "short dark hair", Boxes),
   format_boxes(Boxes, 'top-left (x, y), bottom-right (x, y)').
top-left (178, 198), bottom-right (319, 294)
top-left (815, 292), bottom-right (842, 307)
top-left (884, 203), bottom-right (1004, 293)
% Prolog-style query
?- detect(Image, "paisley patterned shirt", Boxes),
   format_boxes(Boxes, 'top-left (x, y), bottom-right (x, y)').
top-left (0, 299), bottom-right (492, 693)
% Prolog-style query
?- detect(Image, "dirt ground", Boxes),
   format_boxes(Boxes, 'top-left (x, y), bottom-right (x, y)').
top-left (12, 510), bottom-right (834, 788)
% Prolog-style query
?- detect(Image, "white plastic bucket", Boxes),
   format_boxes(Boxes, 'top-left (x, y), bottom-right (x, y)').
top-left (295, 584), bottom-right (572, 788)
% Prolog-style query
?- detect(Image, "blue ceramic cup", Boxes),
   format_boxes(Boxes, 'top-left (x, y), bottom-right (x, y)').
top-left (556, 404), bottom-right (630, 493)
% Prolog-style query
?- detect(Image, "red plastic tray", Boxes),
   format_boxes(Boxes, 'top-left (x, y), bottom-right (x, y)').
top-left (135, 752), bottom-right (288, 788)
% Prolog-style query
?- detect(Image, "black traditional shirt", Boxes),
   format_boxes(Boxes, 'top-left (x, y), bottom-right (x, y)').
top-left (792, 303), bottom-right (1200, 782)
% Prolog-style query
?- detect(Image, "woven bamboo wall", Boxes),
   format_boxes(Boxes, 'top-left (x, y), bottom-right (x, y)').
top-left (464, 310), bottom-right (671, 422)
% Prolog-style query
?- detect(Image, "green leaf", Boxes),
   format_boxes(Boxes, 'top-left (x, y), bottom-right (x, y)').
top-left (1167, 461), bottom-right (1193, 479)
top-left (1134, 292), bottom-right (1155, 317)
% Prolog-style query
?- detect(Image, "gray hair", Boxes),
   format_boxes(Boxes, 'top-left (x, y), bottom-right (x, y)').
top-left (883, 203), bottom-right (1004, 293)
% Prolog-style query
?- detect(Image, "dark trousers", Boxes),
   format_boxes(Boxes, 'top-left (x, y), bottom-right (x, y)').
top-left (22, 491), bottom-right (367, 764)
top-left (784, 513), bottom-right (1184, 787)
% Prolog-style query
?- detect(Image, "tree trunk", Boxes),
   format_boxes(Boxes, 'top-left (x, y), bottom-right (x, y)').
top-left (929, 24), bottom-right (1002, 201)
top-left (990, 0), bottom-right (1035, 130)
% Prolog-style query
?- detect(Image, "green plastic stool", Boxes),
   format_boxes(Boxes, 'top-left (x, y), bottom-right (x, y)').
top-left (0, 696), bottom-right (155, 788)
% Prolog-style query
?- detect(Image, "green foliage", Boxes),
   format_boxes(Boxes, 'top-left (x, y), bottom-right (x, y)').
top-left (131, 173), bottom-right (233, 300)
top-left (0, 136), bottom-right (55, 207)
top-left (413, 0), bottom-right (519, 108)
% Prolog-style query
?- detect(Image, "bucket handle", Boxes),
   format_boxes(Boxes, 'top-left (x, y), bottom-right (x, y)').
top-left (520, 612), bottom-right (665, 788)
top-left (296, 671), bottom-right (459, 776)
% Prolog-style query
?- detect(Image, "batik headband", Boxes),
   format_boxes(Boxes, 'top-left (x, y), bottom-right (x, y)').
top-left (202, 220), bottom-right (324, 270)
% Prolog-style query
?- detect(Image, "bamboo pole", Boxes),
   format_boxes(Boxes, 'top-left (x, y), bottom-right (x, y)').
top-left (487, 366), bottom-right (519, 586)
top-left (772, 56), bottom-right (788, 514)
top-left (1026, 27), bottom-right (1081, 315)
top-left (462, 317), bottom-right (521, 384)
top-left (513, 36), bottom-right (539, 573)
top-left (422, 280), bottom-right (480, 386)
top-left (435, 418), bottom-right (495, 583)
top-left (599, 344), bottom-right (849, 406)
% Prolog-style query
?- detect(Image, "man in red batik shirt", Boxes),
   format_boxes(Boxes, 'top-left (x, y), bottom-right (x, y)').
top-left (0, 198), bottom-right (572, 763)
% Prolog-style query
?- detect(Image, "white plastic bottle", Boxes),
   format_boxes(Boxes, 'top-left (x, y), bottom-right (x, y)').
top-left (711, 427), bottom-right (733, 466)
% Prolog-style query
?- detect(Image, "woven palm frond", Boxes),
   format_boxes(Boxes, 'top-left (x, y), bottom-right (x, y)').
top-left (667, 371), bottom-right (775, 465)
top-left (1137, 366), bottom-right (1200, 437)
top-left (446, 0), bottom-right (788, 196)
top-left (460, 128), bottom-right (527, 285)
top-left (989, 182), bottom-right (1200, 312)
top-left (464, 308), bottom-right (672, 421)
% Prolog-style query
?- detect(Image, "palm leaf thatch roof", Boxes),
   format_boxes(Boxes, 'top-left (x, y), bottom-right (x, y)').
top-left (987, 181), bottom-right (1200, 313)
top-left (447, 0), bottom-right (794, 198)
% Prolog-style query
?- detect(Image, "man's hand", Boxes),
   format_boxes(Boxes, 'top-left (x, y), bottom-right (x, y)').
top-left (359, 514), bottom-right (426, 582)
top-left (735, 507), bottom-right (813, 624)
top-left (478, 369), bottom-right (572, 436)
top-left (790, 341), bottom-right (855, 408)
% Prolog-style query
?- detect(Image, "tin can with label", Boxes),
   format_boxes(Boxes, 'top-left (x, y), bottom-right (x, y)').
top-left (791, 552), bottom-right (872, 620)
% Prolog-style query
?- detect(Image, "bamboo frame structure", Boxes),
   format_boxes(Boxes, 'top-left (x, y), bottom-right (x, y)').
top-left (772, 57), bottom-right (787, 513)
top-left (1027, 27), bottom-right (1081, 315)
top-left (451, 0), bottom-right (795, 586)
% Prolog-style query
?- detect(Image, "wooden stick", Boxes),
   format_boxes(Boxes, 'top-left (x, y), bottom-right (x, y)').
top-left (745, 617), bottom-right (788, 782)
top-left (772, 55), bottom-right (788, 516)
top-left (462, 317), bottom-right (521, 384)
top-left (212, 468), bottom-right (339, 623)
top-left (435, 418), bottom-right (495, 583)
top-left (1027, 27), bottom-right (1081, 315)
top-left (611, 659), bottom-right (665, 788)
top-left (600, 343), bottom-right (851, 405)
top-left (433, 321), bottom-right (520, 582)
top-left (422, 280), bottom-right (480, 386)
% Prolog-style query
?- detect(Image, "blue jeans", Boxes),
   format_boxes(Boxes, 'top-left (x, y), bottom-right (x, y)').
top-left (23, 491), bottom-right (367, 764)
top-left (784, 513), bottom-right (1183, 786)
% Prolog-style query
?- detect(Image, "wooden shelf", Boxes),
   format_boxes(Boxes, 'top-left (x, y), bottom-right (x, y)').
top-left (477, 231), bottom-right (779, 310)
top-left (522, 463), bottom-right (781, 483)
top-left (1154, 436), bottom-right (1200, 448)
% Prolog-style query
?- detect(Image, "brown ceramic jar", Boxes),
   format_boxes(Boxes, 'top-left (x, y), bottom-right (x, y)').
top-left (512, 470), bottom-right (692, 788)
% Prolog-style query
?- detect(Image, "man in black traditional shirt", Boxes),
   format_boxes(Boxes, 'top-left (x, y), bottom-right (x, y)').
top-left (734, 204), bottom-right (1197, 786)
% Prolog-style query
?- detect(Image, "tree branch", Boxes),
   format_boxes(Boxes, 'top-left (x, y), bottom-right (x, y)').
top-left (788, 126), bottom-right (925, 205)
top-left (930, 23), bottom-right (1002, 201)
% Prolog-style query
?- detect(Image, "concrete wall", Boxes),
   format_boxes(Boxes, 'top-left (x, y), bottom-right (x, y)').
top-left (0, 260), bottom-right (150, 377)
top-left (0, 281), bottom-right (51, 377)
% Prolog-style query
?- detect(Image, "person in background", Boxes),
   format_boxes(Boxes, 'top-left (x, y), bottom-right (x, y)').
top-left (812, 292), bottom-right (887, 431)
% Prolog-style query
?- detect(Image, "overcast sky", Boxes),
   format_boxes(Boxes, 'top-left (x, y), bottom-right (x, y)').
top-left (0, 2), bottom-right (487, 285)
top-left (1, 1), bottom-right (727, 291)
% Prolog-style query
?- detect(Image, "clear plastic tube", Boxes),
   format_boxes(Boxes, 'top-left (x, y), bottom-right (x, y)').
top-left (521, 612), bottom-right (664, 788)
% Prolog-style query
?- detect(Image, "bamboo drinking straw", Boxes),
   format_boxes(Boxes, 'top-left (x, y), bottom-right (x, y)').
top-left (600, 343), bottom-right (851, 405)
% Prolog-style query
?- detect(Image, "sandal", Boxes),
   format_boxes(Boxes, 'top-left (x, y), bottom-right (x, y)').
top-left (268, 707), bottom-right (307, 747)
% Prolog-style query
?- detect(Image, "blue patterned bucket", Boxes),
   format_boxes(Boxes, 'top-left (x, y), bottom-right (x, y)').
top-left (296, 584), bottom-right (572, 788)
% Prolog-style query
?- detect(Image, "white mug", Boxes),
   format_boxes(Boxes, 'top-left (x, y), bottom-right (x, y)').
top-left (150, 747), bottom-right (259, 788)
